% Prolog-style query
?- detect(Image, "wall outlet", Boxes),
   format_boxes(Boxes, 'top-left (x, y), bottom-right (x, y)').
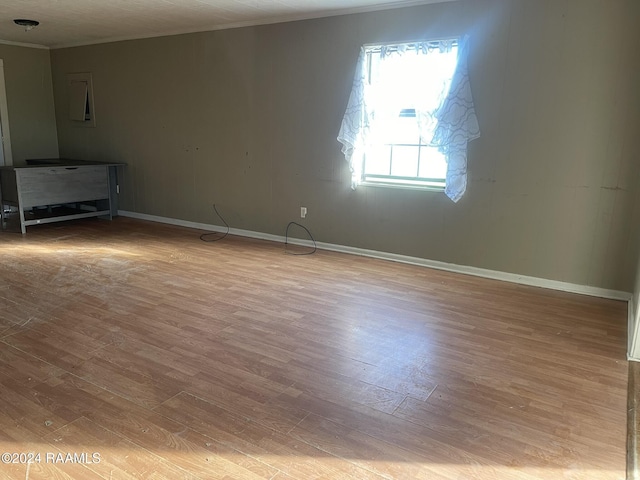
top-left (300, 206), bottom-right (307, 218)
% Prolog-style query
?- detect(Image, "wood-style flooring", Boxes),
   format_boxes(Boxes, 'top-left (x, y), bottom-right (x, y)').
top-left (0, 217), bottom-right (629, 479)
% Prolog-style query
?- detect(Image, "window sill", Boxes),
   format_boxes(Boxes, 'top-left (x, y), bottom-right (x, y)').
top-left (360, 181), bottom-right (445, 192)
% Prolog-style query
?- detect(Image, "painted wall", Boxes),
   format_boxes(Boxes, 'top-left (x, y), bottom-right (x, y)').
top-left (0, 44), bottom-right (58, 164)
top-left (49, 0), bottom-right (640, 292)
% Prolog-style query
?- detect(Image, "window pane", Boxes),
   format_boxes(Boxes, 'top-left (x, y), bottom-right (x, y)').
top-left (364, 145), bottom-right (391, 175)
top-left (418, 147), bottom-right (447, 179)
top-left (390, 146), bottom-right (419, 177)
top-left (385, 116), bottom-right (420, 145)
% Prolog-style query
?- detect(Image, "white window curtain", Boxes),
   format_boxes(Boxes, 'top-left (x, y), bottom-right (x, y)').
top-left (337, 35), bottom-right (480, 202)
top-left (337, 49), bottom-right (369, 189)
top-left (430, 36), bottom-right (480, 202)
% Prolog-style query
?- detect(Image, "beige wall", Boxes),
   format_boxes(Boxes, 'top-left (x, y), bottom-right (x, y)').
top-left (50, 0), bottom-right (640, 291)
top-left (0, 44), bottom-right (58, 164)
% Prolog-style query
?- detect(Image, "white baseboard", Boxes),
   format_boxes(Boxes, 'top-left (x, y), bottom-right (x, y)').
top-left (118, 210), bottom-right (631, 303)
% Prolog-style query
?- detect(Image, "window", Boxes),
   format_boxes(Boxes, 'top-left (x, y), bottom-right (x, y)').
top-left (69, 80), bottom-right (89, 121)
top-left (67, 72), bottom-right (96, 127)
top-left (362, 41), bottom-right (457, 189)
top-left (338, 36), bottom-right (480, 202)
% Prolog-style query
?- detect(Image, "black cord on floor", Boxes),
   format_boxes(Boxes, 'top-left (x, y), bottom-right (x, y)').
top-left (285, 221), bottom-right (316, 255)
top-left (200, 204), bottom-right (229, 242)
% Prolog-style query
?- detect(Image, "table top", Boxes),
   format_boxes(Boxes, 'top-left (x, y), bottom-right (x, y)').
top-left (0, 158), bottom-right (125, 170)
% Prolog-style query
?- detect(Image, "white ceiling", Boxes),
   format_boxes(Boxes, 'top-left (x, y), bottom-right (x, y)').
top-left (0, 0), bottom-right (454, 49)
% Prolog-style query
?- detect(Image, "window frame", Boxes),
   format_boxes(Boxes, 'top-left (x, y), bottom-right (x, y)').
top-left (358, 38), bottom-right (459, 191)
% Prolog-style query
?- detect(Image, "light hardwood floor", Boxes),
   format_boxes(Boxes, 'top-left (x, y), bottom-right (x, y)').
top-left (0, 217), bottom-right (629, 479)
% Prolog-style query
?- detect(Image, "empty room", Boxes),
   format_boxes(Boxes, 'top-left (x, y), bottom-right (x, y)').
top-left (0, 0), bottom-right (639, 478)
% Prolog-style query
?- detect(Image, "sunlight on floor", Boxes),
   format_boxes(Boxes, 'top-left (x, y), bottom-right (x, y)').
top-left (0, 442), bottom-right (626, 479)
top-left (0, 243), bottom-right (142, 258)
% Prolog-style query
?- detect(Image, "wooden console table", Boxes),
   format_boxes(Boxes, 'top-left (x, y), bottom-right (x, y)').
top-left (0, 159), bottom-right (124, 234)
